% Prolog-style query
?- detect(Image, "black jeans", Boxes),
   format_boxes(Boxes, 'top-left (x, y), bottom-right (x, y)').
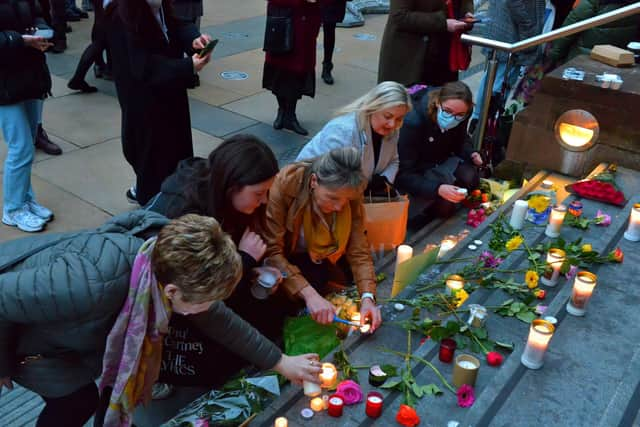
top-left (36, 382), bottom-right (98, 427)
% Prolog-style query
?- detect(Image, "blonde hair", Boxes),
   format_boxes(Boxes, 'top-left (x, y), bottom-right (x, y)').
top-left (152, 214), bottom-right (242, 303)
top-left (309, 147), bottom-right (365, 190)
top-left (336, 81), bottom-right (412, 117)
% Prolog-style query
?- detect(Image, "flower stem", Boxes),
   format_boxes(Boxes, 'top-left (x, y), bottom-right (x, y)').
top-left (382, 348), bottom-right (456, 394)
top-left (437, 294), bottom-right (489, 355)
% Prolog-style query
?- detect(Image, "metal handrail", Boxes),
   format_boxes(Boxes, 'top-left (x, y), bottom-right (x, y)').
top-left (462, 2), bottom-right (640, 151)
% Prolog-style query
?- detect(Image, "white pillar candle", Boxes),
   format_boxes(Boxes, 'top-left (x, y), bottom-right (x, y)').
top-left (303, 380), bottom-right (321, 397)
top-left (521, 319), bottom-right (555, 369)
top-left (274, 417), bottom-right (288, 427)
top-left (566, 271), bottom-right (597, 316)
top-left (510, 200), bottom-right (529, 230)
top-left (624, 203), bottom-right (640, 242)
top-left (445, 275), bottom-right (465, 295)
top-left (439, 239), bottom-right (456, 258)
top-left (396, 245), bottom-right (413, 268)
top-left (540, 248), bottom-right (566, 287)
top-left (545, 205), bottom-right (567, 238)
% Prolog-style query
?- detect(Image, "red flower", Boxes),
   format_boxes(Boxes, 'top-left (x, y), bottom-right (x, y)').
top-left (396, 404), bottom-right (420, 427)
top-left (457, 384), bottom-right (476, 408)
top-left (486, 351), bottom-right (504, 366)
top-left (481, 193), bottom-right (489, 203)
top-left (535, 289), bottom-right (546, 300)
top-left (471, 189), bottom-right (481, 198)
top-left (609, 247), bottom-right (624, 263)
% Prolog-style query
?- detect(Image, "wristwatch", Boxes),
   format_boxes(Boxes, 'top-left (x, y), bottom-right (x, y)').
top-left (361, 292), bottom-right (375, 303)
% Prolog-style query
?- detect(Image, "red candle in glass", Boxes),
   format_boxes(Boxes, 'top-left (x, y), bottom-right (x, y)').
top-left (439, 338), bottom-right (457, 363)
top-left (365, 391), bottom-right (383, 418)
top-left (327, 394), bottom-right (344, 417)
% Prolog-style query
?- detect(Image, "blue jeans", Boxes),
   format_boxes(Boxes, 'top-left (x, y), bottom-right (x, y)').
top-left (471, 61), bottom-right (519, 121)
top-left (0, 99), bottom-right (41, 213)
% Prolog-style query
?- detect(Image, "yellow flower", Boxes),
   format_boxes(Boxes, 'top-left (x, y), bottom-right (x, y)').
top-left (528, 195), bottom-right (550, 213)
top-left (582, 244), bottom-right (593, 253)
top-left (505, 235), bottom-right (524, 252)
top-left (454, 289), bottom-right (469, 308)
top-left (525, 270), bottom-right (539, 289)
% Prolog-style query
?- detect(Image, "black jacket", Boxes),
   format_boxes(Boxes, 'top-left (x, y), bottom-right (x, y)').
top-left (0, 0), bottom-right (51, 105)
top-left (396, 88), bottom-right (474, 198)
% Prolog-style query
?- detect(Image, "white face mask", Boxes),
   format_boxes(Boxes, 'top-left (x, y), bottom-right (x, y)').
top-left (146, 0), bottom-right (162, 9)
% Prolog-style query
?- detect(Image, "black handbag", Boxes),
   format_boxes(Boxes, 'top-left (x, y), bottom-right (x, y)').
top-left (263, 7), bottom-right (293, 54)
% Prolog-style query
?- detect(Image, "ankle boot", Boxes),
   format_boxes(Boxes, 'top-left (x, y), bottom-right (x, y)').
top-left (273, 96), bottom-right (285, 129)
top-left (35, 125), bottom-right (63, 155)
top-left (283, 99), bottom-right (308, 136)
top-left (321, 62), bottom-right (334, 85)
top-left (50, 26), bottom-right (67, 54)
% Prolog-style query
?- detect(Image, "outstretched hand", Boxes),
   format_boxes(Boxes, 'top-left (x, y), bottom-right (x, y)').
top-left (273, 354), bottom-right (322, 385)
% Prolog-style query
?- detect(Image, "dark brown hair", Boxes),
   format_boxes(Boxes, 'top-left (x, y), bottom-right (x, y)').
top-left (427, 81), bottom-right (474, 123)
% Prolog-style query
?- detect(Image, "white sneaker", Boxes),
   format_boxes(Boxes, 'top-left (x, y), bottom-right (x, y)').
top-left (2, 206), bottom-right (46, 232)
top-left (26, 200), bottom-right (54, 222)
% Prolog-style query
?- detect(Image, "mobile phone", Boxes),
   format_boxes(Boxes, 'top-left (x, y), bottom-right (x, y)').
top-left (198, 39), bottom-right (218, 58)
top-left (34, 29), bottom-right (54, 39)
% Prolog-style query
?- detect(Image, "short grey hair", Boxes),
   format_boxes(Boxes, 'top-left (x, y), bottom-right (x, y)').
top-left (336, 81), bottom-right (412, 117)
top-left (309, 147), bottom-right (365, 190)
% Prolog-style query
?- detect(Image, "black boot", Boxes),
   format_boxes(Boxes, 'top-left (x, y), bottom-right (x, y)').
top-left (35, 125), bottom-right (63, 155)
top-left (283, 99), bottom-right (308, 136)
top-left (273, 96), bottom-right (284, 130)
top-left (50, 25), bottom-right (67, 54)
top-left (321, 62), bottom-right (334, 85)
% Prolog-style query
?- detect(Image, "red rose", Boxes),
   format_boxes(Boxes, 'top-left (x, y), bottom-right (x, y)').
top-left (486, 351), bottom-right (504, 366)
top-left (481, 193), bottom-right (489, 203)
top-left (471, 189), bottom-right (481, 198)
top-left (396, 404), bottom-right (420, 427)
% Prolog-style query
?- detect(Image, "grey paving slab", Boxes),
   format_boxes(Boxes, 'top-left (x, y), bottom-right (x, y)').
top-left (225, 122), bottom-right (309, 157)
top-left (189, 98), bottom-right (257, 137)
top-left (0, 132), bottom-right (80, 174)
top-left (44, 52), bottom-right (81, 77)
top-left (201, 15), bottom-right (266, 59)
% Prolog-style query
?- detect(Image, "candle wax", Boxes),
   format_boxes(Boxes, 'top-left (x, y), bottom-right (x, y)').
top-left (458, 360), bottom-right (477, 369)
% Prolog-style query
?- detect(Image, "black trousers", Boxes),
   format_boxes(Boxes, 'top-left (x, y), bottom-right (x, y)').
top-left (36, 382), bottom-right (98, 427)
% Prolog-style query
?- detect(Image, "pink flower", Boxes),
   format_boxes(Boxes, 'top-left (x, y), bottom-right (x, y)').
top-left (457, 384), bottom-right (475, 408)
top-left (195, 419), bottom-right (209, 427)
top-left (565, 265), bottom-right (578, 280)
top-left (595, 210), bottom-right (611, 226)
top-left (479, 251), bottom-right (503, 268)
top-left (486, 352), bottom-right (504, 366)
top-left (336, 380), bottom-right (363, 405)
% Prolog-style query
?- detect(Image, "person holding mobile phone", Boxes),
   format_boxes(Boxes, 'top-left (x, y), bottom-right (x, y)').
top-left (0, 1), bottom-right (56, 233)
top-left (104, 0), bottom-right (214, 206)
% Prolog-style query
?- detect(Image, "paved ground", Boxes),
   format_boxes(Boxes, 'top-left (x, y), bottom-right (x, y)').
top-left (0, 0), bottom-right (490, 425)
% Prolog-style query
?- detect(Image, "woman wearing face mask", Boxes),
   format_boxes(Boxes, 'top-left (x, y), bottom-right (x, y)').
top-left (396, 81), bottom-right (483, 221)
top-left (104, 0), bottom-right (213, 206)
top-left (264, 147), bottom-right (382, 332)
top-left (295, 82), bottom-right (412, 196)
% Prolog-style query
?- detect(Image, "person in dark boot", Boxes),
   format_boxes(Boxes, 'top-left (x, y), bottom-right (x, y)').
top-left (320, 0), bottom-right (346, 85)
top-left (49, 0), bottom-right (68, 53)
top-left (35, 123), bottom-right (63, 155)
top-left (263, 0), bottom-right (322, 136)
top-left (68, 0), bottom-right (108, 93)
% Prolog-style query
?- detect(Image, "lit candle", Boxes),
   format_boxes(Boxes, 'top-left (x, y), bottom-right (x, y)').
top-left (438, 338), bottom-right (457, 363)
top-left (540, 248), bottom-right (566, 287)
top-left (445, 274), bottom-right (465, 295)
top-left (365, 391), bottom-right (384, 418)
top-left (566, 271), bottom-right (597, 316)
top-left (396, 244), bottom-right (413, 267)
top-left (319, 363), bottom-right (338, 389)
top-left (351, 312), bottom-right (361, 323)
top-left (624, 203), bottom-right (640, 242)
top-left (509, 200), bottom-right (529, 230)
top-left (274, 417), bottom-right (288, 427)
top-left (303, 380), bottom-right (321, 397)
top-left (521, 319), bottom-right (555, 369)
top-left (439, 238), bottom-right (456, 258)
top-left (545, 204), bottom-right (567, 238)
top-left (452, 354), bottom-right (480, 387)
top-left (327, 394), bottom-right (344, 417)
top-left (310, 397), bottom-right (325, 412)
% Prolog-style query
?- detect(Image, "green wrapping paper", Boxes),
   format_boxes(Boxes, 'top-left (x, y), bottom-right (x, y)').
top-left (284, 315), bottom-right (340, 359)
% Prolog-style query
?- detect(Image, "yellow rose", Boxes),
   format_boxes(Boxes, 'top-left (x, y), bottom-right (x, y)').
top-left (582, 244), bottom-right (593, 253)
top-left (525, 270), bottom-right (539, 289)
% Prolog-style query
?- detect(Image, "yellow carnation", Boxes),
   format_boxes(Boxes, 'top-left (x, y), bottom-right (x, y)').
top-left (528, 195), bottom-right (550, 213)
top-left (582, 244), bottom-right (593, 253)
top-left (506, 235), bottom-right (524, 252)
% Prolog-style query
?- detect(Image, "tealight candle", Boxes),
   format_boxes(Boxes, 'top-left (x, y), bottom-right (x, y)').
top-left (566, 271), bottom-right (597, 316)
top-left (319, 363), bottom-right (338, 389)
top-left (327, 394), bottom-right (344, 417)
top-left (303, 380), bottom-right (321, 397)
top-left (439, 238), bottom-right (456, 258)
top-left (509, 200), bottom-right (528, 230)
top-left (274, 416), bottom-right (288, 427)
top-left (445, 274), bottom-right (465, 295)
top-left (624, 203), bottom-right (640, 241)
top-left (521, 319), bottom-right (555, 369)
top-left (452, 354), bottom-right (480, 387)
top-left (365, 391), bottom-right (384, 418)
top-left (310, 397), bottom-right (325, 412)
top-left (540, 248), bottom-right (566, 287)
top-left (545, 204), bottom-right (567, 238)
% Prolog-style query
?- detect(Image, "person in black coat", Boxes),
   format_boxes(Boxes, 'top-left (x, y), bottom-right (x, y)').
top-left (104, 0), bottom-right (213, 205)
top-left (396, 82), bottom-right (483, 222)
top-left (319, 0), bottom-right (347, 84)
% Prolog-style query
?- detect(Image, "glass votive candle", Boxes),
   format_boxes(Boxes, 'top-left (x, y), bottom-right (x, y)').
top-left (438, 338), bottom-right (457, 363)
top-left (624, 203), bottom-right (640, 242)
top-left (545, 204), bottom-right (567, 238)
top-left (303, 380), bottom-right (321, 397)
top-left (439, 238), bottom-right (456, 258)
top-left (452, 354), bottom-right (480, 387)
top-left (319, 363), bottom-right (338, 389)
top-left (521, 319), bottom-right (555, 369)
top-left (365, 391), bottom-right (383, 418)
top-left (396, 244), bottom-right (413, 267)
top-left (274, 417), bottom-right (288, 427)
top-left (310, 397), bottom-right (325, 412)
top-left (445, 274), bottom-right (465, 295)
top-left (540, 248), bottom-right (566, 287)
top-left (327, 394), bottom-right (344, 417)
top-left (566, 271), bottom-right (597, 316)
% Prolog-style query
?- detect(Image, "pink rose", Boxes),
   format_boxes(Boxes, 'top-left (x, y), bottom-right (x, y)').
top-left (336, 380), bottom-right (363, 405)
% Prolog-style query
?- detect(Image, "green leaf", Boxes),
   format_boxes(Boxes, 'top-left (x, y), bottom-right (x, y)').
top-left (495, 341), bottom-right (515, 351)
top-left (380, 378), bottom-right (402, 389)
top-left (411, 382), bottom-right (424, 398)
top-left (380, 364), bottom-right (398, 378)
top-left (445, 321), bottom-right (461, 333)
top-left (516, 311), bottom-right (537, 323)
top-left (423, 384), bottom-right (443, 396)
top-left (473, 327), bottom-right (488, 340)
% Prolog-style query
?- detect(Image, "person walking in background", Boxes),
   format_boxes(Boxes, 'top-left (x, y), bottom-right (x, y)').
top-left (105, 0), bottom-right (213, 206)
top-left (263, 0), bottom-right (322, 136)
top-left (319, 0), bottom-right (347, 85)
top-left (172, 0), bottom-right (203, 29)
top-left (378, 0), bottom-right (474, 87)
top-left (0, 3), bottom-right (56, 233)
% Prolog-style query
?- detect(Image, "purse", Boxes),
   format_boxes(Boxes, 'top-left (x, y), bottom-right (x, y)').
top-left (263, 7), bottom-right (294, 54)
